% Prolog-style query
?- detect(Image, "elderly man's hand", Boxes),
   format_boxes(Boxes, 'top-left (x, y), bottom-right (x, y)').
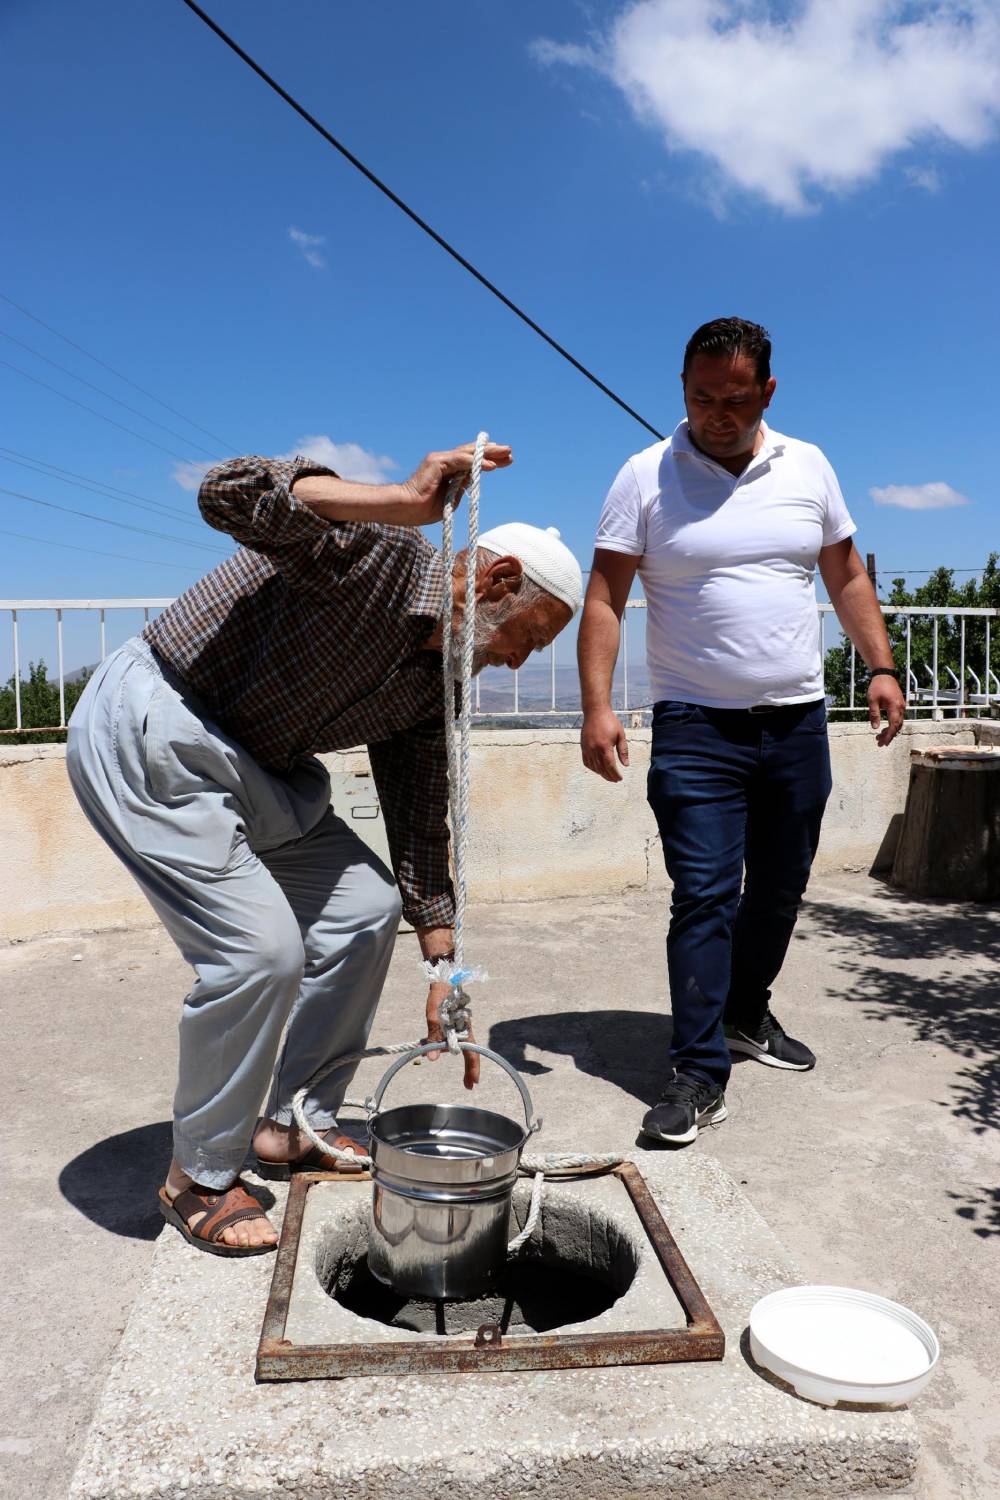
top-left (423, 982), bottom-right (480, 1089)
top-left (868, 675), bottom-right (906, 747)
top-left (401, 442), bottom-right (512, 526)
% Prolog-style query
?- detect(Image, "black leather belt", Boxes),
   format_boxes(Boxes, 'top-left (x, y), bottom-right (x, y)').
top-left (745, 699), bottom-right (824, 715)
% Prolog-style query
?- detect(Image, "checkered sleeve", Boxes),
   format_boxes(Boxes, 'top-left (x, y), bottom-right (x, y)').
top-left (198, 455), bottom-right (358, 588)
top-left (368, 719), bottom-right (455, 930)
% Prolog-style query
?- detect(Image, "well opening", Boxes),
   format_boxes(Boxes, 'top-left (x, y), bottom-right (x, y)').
top-left (314, 1189), bottom-right (640, 1336)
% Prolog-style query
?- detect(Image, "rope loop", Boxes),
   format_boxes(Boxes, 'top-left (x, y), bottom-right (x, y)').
top-left (438, 432), bottom-right (488, 1048)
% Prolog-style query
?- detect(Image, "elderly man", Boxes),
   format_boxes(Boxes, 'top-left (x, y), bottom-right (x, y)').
top-left (579, 318), bottom-right (905, 1147)
top-left (68, 441), bottom-right (581, 1254)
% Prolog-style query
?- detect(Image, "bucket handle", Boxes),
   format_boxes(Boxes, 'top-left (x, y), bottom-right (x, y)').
top-left (367, 1041), bottom-right (541, 1136)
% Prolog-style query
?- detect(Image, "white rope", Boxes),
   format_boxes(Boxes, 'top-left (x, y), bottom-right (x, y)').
top-left (435, 432), bottom-right (488, 1050)
top-left (287, 430), bottom-right (622, 1251)
top-left (508, 1170), bottom-right (546, 1254)
top-left (290, 1043), bottom-right (418, 1169)
top-left (507, 1152), bottom-right (626, 1253)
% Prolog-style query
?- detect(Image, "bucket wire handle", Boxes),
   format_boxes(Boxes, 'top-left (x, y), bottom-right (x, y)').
top-left (367, 1041), bottom-right (541, 1135)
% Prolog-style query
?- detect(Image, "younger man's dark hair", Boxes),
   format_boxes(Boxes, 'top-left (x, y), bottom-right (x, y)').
top-left (683, 317), bottom-right (772, 387)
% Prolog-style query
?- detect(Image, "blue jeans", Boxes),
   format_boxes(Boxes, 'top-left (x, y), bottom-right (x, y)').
top-left (646, 699), bottom-right (832, 1090)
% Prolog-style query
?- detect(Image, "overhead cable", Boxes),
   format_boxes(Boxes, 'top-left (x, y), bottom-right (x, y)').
top-left (0, 525), bottom-right (198, 574)
top-left (177, 0), bottom-right (665, 442)
top-left (0, 484), bottom-right (228, 555)
top-left (0, 329), bottom-right (222, 462)
top-left (0, 356), bottom-right (210, 464)
top-left (0, 449), bottom-right (207, 529)
top-left (0, 290), bottom-right (238, 452)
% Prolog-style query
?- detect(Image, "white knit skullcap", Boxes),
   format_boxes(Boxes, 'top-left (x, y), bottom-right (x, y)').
top-left (477, 522), bottom-right (583, 617)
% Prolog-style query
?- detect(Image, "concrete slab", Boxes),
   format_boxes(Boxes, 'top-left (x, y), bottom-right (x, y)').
top-left (69, 1155), bottom-right (916, 1500)
top-left (6, 874), bottom-right (995, 1500)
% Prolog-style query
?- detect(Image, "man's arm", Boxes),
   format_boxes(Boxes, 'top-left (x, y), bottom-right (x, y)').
top-left (819, 539), bottom-right (906, 747)
top-left (368, 724), bottom-right (479, 1088)
top-left (292, 442), bottom-right (512, 526)
top-left (579, 549), bottom-right (642, 781)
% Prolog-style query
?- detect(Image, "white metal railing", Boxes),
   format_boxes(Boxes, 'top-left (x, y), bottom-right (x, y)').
top-left (817, 603), bottom-right (999, 719)
top-left (0, 599), bottom-right (172, 732)
top-left (1, 597), bottom-right (998, 732)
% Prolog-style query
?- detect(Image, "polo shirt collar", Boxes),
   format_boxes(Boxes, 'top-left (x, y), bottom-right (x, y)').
top-left (673, 419), bottom-right (784, 473)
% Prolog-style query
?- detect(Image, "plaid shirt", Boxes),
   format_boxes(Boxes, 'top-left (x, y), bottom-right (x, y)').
top-left (143, 455), bottom-right (454, 929)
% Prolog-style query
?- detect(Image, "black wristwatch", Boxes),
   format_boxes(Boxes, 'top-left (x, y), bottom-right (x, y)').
top-left (867, 667), bottom-right (900, 682)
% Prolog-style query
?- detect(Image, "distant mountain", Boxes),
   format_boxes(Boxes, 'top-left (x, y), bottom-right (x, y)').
top-left (473, 662), bottom-right (651, 714)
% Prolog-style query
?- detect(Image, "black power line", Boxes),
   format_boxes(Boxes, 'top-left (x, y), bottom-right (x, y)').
top-left (0, 484), bottom-right (228, 555)
top-left (0, 291), bottom-right (238, 452)
top-left (177, 0), bottom-right (665, 442)
top-left (0, 356), bottom-right (207, 464)
top-left (0, 449), bottom-right (207, 528)
top-left (0, 329), bottom-right (222, 462)
top-left (0, 525), bottom-right (201, 575)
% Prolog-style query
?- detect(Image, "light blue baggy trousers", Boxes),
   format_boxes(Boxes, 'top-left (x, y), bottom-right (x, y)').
top-left (66, 636), bottom-right (402, 1188)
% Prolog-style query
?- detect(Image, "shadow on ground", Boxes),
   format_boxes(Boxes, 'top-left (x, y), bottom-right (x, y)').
top-left (488, 1009), bottom-right (672, 1108)
top-left (803, 894), bottom-right (999, 1237)
top-left (59, 1121), bottom-right (173, 1240)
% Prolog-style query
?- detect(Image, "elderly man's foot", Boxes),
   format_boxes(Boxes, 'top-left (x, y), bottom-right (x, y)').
top-left (252, 1118), bottom-right (366, 1178)
top-left (160, 1169), bottom-right (278, 1255)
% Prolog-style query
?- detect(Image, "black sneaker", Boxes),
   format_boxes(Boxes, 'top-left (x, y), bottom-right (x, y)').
top-left (724, 1010), bottom-right (815, 1071)
top-left (640, 1073), bottom-right (727, 1146)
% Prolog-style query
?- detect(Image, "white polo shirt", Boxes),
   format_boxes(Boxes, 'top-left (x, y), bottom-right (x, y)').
top-left (595, 421), bottom-right (856, 708)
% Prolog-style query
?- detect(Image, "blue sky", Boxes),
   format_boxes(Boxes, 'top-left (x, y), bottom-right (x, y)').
top-left (2, 0), bottom-right (998, 677)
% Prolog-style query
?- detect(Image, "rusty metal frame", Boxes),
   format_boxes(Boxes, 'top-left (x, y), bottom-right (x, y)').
top-left (257, 1163), bottom-right (724, 1380)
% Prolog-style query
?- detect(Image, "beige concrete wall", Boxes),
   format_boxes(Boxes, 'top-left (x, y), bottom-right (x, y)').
top-left (0, 719), bottom-right (979, 942)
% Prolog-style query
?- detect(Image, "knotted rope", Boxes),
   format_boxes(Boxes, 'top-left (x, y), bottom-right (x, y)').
top-left (421, 432), bottom-right (489, 1048)
top-left (289, 431), bottom-right (622, 1252)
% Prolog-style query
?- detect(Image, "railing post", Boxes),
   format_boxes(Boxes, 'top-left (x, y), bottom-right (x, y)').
top-left (959, 616), bottom-right (966, 717)
top-left (987, 617), bottom-right (993, 708)
top-left (932, 619), bottom-right (940, 720)
top-left (12, 609), bottom-right (21, 730)
top-left (57, 608), bottom-right (66, 727)
top-left (623, 607), bottom-right (629, 712)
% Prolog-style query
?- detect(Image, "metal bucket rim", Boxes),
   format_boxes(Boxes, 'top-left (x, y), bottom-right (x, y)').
top-left (370, 1100), bottom-right (530, 1155)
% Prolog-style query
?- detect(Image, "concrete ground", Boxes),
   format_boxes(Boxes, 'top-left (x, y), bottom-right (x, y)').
top-left (1, 873), bottom-right (997, 1500)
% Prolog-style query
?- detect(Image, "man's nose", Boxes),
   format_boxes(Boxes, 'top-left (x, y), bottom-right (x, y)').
top-left (506, 647), bottom-right (530, 671)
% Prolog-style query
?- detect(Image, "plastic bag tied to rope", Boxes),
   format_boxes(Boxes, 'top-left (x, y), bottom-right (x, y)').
top-left (421, 957), bottom-right (489, 1052)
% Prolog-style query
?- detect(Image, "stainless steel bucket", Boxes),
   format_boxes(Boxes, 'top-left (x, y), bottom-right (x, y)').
top-left (366, 1042), bottom-right (540, 1299)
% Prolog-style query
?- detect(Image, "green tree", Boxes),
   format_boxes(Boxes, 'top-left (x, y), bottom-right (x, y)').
top-left (823, 553), bottom-right (1000, 715)
top-left (0, 659), bottom-right (90, 744)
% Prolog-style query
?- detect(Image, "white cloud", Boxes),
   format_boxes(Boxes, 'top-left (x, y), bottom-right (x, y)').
top-left (870, 482), bottom-right (971, 510)
top-left (904, 164), bottom-right (942, 193)
top-left (288, 226), bottom-right (327, 269)
top-left (532, 2), bottom-right (1000, 212)
top-left (172, 460), bottom-right (212, 492)
top-left (278, 436), bottom-right (400, 485)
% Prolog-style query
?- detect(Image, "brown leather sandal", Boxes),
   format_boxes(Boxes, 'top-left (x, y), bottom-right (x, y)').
top-left (255, 1130), bottom-right (367, 1181)
top-left (158, 1181), bottom-right (277, 1257)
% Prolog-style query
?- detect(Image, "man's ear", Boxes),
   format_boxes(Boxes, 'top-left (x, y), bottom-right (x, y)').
top-left (476, 555), bottom-right (523, 604)
top-left (763, 375), bottom-right (777, 409)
